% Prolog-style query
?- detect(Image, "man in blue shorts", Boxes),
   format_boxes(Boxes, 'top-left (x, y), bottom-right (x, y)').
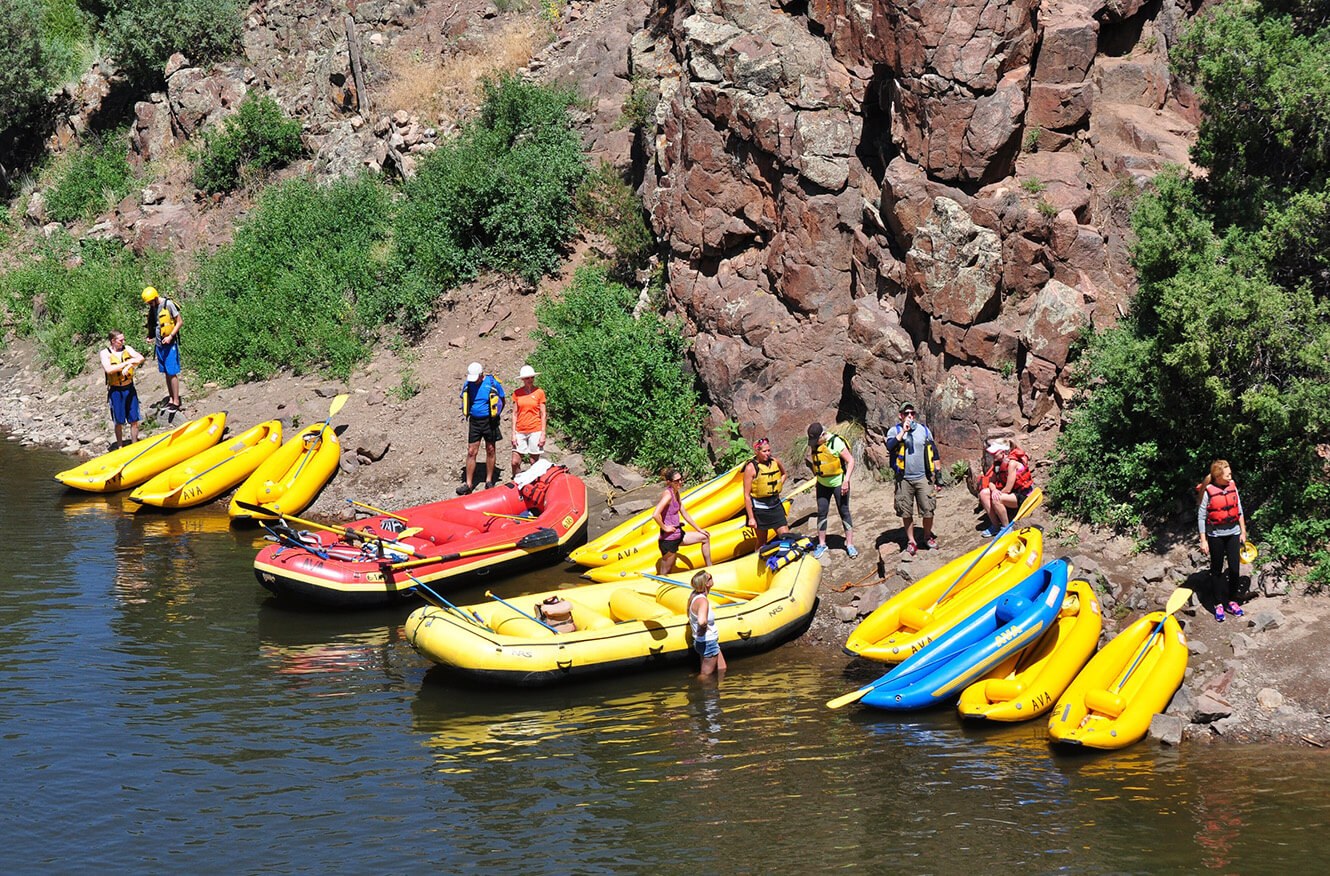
top-left (142, 286), bottom-right (183, 416)
top-left (99, 329), bottom-right (145, 448)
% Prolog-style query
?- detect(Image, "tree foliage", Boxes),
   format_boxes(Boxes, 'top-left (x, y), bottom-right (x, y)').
top-left (95, 0), bottom-right (242, 81)
top-left (192, 93), bottom-right (304, 193)
top-left (0, 1), bottom-right (59, 134)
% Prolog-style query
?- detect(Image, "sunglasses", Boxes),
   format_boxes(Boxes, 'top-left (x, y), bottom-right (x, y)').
top-left (670, 477), bottom-right (683, 484)
top-left (754, 438), bottom-right (770, 448)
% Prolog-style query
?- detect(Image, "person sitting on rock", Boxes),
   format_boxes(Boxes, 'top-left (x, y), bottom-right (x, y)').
top-left (978, 439), bottom-right (1033, 537)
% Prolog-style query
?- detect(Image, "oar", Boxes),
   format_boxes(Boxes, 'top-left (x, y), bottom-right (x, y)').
top-left (261, 522), bottom-right (329, 559)
top-left (925, 488), bottom-right (1044, 613)
top-left (347, 499), bottom-right (408, 522)
top-left (638, 571), bottom-right (756, 601)
top-left (383, 527), bottom-right (560, 571)
top-left (1112, 587), bottom-right (1193, 694)
top-left (236, 500), bottom-right (422, 556)
top-left (484, 511), bottom-right (533, 521)
top-left (405, 573), bottom-right (491, 628)
top-left (484, 590), bottom-right (561, 633)
top-left (287, 394), bottom-right (348, 486)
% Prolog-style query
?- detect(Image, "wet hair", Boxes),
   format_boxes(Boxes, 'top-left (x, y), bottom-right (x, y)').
top-left (691, 570), bottom-right (712, 592)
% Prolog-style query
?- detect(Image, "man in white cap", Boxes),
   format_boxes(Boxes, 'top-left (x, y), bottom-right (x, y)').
top-left (458, 361), bottom-right (506, 494)
top-left (510, 364), bottom-right (547, 478)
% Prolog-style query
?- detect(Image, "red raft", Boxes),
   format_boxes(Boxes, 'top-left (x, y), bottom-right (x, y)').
top-left (252, 464), bottom-right (588, 608)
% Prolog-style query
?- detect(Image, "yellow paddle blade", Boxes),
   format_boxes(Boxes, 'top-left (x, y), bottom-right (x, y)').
top-left (1164, 587), bottom-right (1193, 615)
top-left (328, 393), bottom-right (349, 418)
top-left (1014, 487), bottom-right (1044, 522)
top-left (826, 687), bottom-right (870, 710)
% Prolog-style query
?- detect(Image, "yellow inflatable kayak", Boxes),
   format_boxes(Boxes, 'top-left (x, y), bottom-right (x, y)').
top-left (405, 549), bottom-right (821, 685)
top-left (568, 464), bottom-right (747, 567)
top-left (1047, 610), bottom-right (1188, 749)
top-left (228, 423), bottom-right (340, 520)
top-left (844, 527), bottom-right (1044, 663)
top-left (54, 412), bottom-right (227, 492)
top-left (129, 420), bottom-right (283, 508)
top-left (957, 578), bottom-right (1102, 721)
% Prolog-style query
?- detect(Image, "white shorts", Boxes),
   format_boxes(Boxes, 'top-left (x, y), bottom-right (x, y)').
top-left (513, 431), bottom-right (545, 454)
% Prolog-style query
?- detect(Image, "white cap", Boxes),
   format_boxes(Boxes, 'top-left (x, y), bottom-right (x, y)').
top-left (987, 439), bottom-right (1011, 454)
top-left (466, 362), bottom-right (483, 381)
top-left (519, 364), bottom-right (538, 379)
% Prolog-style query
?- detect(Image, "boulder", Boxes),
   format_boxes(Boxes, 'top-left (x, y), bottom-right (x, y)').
top-left (1193, 690), bottom-right (1233, 723)
top-left (1022, 279), bottom-right (1089, 369)
top-left (601, 460), bottom-right (646, 492)
top-left (1148, 713), bottom-right (1184, 746)
top-left (1257, 688), bottom-right (1284, 710)
top-left (1248, 608), bottom-right (1286, 633)
top-left (907, 197), bottom-right (1002, 327)
top-left (355, 432), bottom-right (390, 462)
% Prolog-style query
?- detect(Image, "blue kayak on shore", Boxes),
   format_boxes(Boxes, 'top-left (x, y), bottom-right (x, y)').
top-left (860, 558), bottom-right (1072, 711)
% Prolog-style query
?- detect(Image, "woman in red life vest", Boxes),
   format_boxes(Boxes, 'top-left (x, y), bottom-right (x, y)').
top-left (978, 439), bottom-right (1033, 537)
top-left (1198, 460), bottom-right (1248, 622)
top-left (652, 468), bottom-right (712, 575)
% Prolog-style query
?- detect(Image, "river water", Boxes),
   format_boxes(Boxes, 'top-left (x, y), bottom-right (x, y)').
top-left (2, 436), bottom-right (1326, 872)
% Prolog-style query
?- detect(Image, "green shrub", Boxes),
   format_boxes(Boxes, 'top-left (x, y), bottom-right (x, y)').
top-left (0, 235), bottom-right (168, 377)
top-left (189, 174), bottom-right (395, 384)
top-left (576, 159), bottom-right (654, 277)
top-left (396, 74), bottom-right (586, 288)
top-left (0, 1), bottom-right (59, 133)
top-left (40, 0), bottom-right (93, 84)
top-left (617, 74), bottom-right (658, 133)
top-left (192, 93), bottom-right (304, 194)
top-left (43, 131), bottom-right (133, 223)
top-left (530, 263), bottom-right (710, 476)
top-left (98, 0), bottom-right (242, 81)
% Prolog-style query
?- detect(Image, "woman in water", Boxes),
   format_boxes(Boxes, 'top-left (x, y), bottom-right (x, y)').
top-left (689, 570), bottom-right (726, 679)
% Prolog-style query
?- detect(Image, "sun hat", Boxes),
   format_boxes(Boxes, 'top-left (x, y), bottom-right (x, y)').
top-left (986, 439), bottom-right (1011, 454)
top-left (466, 362), bottom-right (483, 381)
top-left (519, 364), bottom-right (538, 379)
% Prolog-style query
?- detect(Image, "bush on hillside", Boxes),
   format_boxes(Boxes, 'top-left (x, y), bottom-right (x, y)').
top-left (97, 0), bottom-right (241, 81)
top-left (192, 93), bottom-right (305, 194)
top-left (395, 74), bottom-right (586, 288)
top-left (188, 174), bottom-right (400, 384)
top-left (0, 236), bottom-right (168, 377)
top-left (43, 131), bottom-right (133, 223)
top-left (0, 1), bottom-right (59, 134)
top-left (530, 263), bottom-right (710, 477)
top-left (576, 159), bottom-right (654, 278)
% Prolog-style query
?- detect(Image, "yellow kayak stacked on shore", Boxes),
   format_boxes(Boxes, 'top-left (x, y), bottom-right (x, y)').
top-left (957, 578), bottom-right (1102, 722)
top-left (228, 423), bottom-right (340, 520)
top-left (130, 420), bottom-right (283, 509)
top-left (1047, 609), bottom-right (1188, 750)
top-left (405, 549), bottom-right (821, 686)
top-left (53, 412), bottom-right (227, 492)
top-left (844, 527), bottom-right (1044, 663)
top-left (568, 464), bottom-right (747, 567)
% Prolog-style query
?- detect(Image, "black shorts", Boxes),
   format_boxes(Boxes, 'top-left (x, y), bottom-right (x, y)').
top-left (658, 530), bottom-right (684, 555)
top-left (467, 415), bottom-right (501, 444)
top-left (753, 499), bottom-right (787, 531)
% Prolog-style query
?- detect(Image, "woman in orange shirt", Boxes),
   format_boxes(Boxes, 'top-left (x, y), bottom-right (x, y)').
top-left (510, 364), bottom-right (548, 477)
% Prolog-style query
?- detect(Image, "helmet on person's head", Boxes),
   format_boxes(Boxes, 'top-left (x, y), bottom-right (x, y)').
top-left (141, 286), bottom-right (159, 303)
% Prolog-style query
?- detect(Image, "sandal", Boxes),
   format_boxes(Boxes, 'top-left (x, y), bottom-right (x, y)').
top-left (1214, 604), bottom-right (1225, 622)
top-left (1228, 601), bottom-right (1244, 618)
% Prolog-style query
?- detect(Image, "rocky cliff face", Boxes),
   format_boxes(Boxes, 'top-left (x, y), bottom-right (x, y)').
top-left (635, 0), bottom-right (1201, 463)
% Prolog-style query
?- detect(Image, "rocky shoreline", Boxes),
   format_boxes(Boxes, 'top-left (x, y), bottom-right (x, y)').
top-left (5, 331), bottom-right (1326, 748)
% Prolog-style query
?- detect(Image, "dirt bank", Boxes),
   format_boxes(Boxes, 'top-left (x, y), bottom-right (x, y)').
top-left (2, 311), bottom-right (1325, 748)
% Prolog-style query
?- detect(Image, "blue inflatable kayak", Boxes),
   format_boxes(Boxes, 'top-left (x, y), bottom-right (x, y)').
top-left (859, 558), bottom-right (1071, 711)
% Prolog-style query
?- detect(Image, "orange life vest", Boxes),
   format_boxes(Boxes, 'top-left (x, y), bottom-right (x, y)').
top-left (105, 348), bottom-right (134, 387)
top-left (998, 448), bottom-right (1033, 492)
top-left (1205, 482), bottom-right (1241, 527)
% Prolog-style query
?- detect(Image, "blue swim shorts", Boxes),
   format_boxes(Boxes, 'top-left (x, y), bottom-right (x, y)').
top-left (693, 636), bottom-right (720, 658)
top-left (108, 385), bottom-right (140, 425)
top-left (156, 343), bottom-right (181, 376)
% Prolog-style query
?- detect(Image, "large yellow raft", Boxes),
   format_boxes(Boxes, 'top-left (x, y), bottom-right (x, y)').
top-left (130, 420), bottom-right (283, 508)
top-left (568, 464), bottom-right (747, 567)
top-left (405, 551), bottom-right (821, 686)
top-left (844, 528), bottom-right (1044, 663)
top-left (1047, 610), bottom-right (1188, 750)
top-left (957, 578), bottom-right (1102, 722)
top-left (54, 412), bottom-right (227, 492)
top-left (228, 423), bottom-right (340, 520)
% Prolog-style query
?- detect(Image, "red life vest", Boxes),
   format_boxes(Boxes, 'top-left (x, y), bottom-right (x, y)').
top-left (519, 465), bottom-right (566, 510)
top-left (998, 448), bottom-right (1033, 492)
top-left (1205, 482), bottom-right (1241, 527)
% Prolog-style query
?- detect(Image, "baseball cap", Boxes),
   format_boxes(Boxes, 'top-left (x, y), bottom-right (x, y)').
top-left (519, 364), bottom-right (538, 379)
top-left (899, 401), bottom-right (915, 414)
top-left (466, 362), bottom-right (483, 381)
top-left (807, 422), bottom-right (824, 443)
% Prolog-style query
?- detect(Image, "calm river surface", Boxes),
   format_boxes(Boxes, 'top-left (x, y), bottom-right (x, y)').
top-left (2, 435), bottom-right (1326, 872)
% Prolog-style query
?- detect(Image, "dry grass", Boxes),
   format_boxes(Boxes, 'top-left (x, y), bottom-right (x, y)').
top-left (379, 16), bottom-right (547, 126)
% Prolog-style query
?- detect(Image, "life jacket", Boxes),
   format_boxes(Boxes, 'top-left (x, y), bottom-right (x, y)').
top-left (999, 448), bottom-right (1034, 492)
top-left (151, 299), bottom-right (178, 342)
top-left (535, 595), bottom-right (576, 633)
top-left (461, 375), bottom-right (506, 418)
top-left (810, 434), bottom-right (846, 479)
top-left (519, 464), bottom-right (565, 511)
top-left (890, 425), bottom-right (940, 481)
top-left (105, 348), bottom-right (134, 387)
top-left (759, 534), bottom-right (816, 571)
top-left (748, 457), bottom-right (785, 499)
top-left (1205, 481), bottom-right (1241, 527)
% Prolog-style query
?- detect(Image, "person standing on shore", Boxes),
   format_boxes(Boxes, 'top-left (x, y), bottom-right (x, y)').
top-left (805, 422), bottom-right (856, 559)
top-left (99, 329), bottom-right (144, 448)
top-left (1198, 460), bottom-right (1248, 622)
top-left (141, 286), bottom-right (182, 415)
top-left (742, 437), bottom-right (788, 549)
top-left (457, 361), bottom-right (505, 494)
top-left (886, 402), bottom-right (942, 555)
top-left (509, 364), bottom-right (547, 478)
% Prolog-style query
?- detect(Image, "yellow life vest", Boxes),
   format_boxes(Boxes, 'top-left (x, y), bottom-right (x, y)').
top-left (105, 348), bottom-right (134, 387)
top-left (154, 299), bottom-right (177, 341)
top-left (749, 458), bottom-right (785, 499)
top-left (811, 434), bottom-right (846, 479)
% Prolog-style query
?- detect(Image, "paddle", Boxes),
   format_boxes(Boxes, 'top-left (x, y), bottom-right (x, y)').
top-left (287, 394), bottom-right (347, 486)
top-left (236, 500), bottom-right (422, 556)
top-left (383, 527), bottom-right (560, 571)
top-left (405, 573), bottom-right (491, 628)
top-left (1112, 587), bottom-right (1193, 694)
top-left (925, 488), bottom-right (1044, 613)
top-left (347, 499), bottom-right (408, 522)
top-left (638, 571), bottom-right (756, 601)
top-left (484, 511), bottom-right (533, 521)
top-left (262, 522), bottom-right (329, 559)
top-left (484, 590), bottom-right (561, 633)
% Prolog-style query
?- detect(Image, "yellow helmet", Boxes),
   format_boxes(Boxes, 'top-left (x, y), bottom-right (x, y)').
top-left (141, 286), bottom-right (159, 303)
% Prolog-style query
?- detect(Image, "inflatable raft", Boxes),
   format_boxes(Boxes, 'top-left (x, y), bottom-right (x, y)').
top-left (252, 463), bottom-right (588, 608)
top-left (405, 548), bottom-right (820, 685)
top-left (129, 420), bottom-right (282, 508)
top-left (228, 423), bottom-right (340, 520)
top-left (1048, 609), bottom-right (1188, 750)
top-left (957, 578), bottom-right (1102, 722)
top-left (54, 412), bottom-right (227, 492)
top-left (855, 558), bottom-right (1071, 711)
top-left (844, 528), bottom-right (1044, 663)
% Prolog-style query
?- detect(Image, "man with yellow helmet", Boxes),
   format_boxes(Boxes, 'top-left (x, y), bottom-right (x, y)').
top-left (142, 286), bottom-right (183, 414)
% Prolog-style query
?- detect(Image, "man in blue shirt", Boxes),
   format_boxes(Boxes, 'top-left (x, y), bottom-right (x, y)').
top-left (458, 361), bottom-right (506, 494)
